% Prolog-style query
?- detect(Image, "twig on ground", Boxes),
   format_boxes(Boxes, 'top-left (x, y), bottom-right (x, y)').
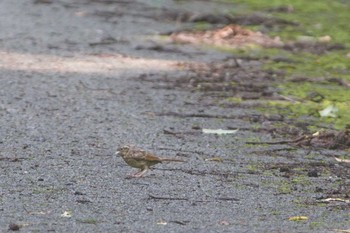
top-left (246, 135), bottom-right (307, 145)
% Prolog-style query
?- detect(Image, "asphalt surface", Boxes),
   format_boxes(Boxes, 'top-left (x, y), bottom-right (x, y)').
top-left (0, 1), bottom-right (349, 232)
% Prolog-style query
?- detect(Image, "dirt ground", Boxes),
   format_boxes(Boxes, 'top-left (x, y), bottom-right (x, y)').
top-left (0, 0), bottom-right (349, 232)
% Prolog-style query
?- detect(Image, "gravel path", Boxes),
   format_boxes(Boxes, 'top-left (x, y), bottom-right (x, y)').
top-left (0, 1), bottom-right (348, 232)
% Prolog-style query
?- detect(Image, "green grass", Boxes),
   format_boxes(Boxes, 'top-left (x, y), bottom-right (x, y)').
top-left (223, 0), bottom-right (350, 130)
top-left (230, 0), bottom-right (350, 44)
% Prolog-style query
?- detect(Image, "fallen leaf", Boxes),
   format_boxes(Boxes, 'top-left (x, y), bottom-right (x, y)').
top-left (288, 216), bottom-right (308, 221)
top-left (318, 35), bottom-right (331, 42)
top-left (157, 219), bottom-right (167, 225)
top-left (202, 128), bottom-right (238, 135)
top-left (333, 229), bottom-right (350, 233)
top-left (61, 210), bottom-right (72, 218)
top-left (319, 105), bottom-right (338, 118)
top-left (312, 131), bottom-right (320, 137)
top-left (317, 198), bottom-right (350, 203)
top-left (334, 157), bottom-right (350, 163)
top-left (205, 157), bottom-right (223, 162)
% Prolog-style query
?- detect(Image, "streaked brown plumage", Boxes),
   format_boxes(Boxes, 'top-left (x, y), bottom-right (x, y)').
top-left (116, 145), bottom-right (184, 177)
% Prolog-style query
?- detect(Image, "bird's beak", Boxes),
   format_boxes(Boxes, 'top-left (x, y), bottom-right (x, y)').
top-left (115, 151), bottom-right (120, 155)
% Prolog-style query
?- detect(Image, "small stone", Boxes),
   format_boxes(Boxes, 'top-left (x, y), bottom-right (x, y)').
top-left (9, 223), bottom-right (20, 231)
top-left (219, 220), bottom-right (230, 226)
top-left (308, 170), bottom-right (319, 177)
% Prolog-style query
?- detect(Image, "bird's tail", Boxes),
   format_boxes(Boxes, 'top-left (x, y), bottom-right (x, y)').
top-left (160, 158), bottom-right (185, 162)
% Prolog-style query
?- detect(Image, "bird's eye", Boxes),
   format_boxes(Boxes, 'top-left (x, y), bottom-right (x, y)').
top-left (120, 145), bottom-right (130, 151)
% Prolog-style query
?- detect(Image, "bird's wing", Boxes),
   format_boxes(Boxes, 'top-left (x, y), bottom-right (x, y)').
top-left (143, 153), bottom-right (163, 162)
top-left (128, 148), bottom-right (162, 162)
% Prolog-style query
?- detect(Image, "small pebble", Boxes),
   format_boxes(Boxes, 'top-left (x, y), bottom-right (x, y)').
top-left (9, 223), bottom-right (20, 231)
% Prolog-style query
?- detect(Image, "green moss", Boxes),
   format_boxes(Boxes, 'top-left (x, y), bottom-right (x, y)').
top-left (241, 136), bottom-right (263, 148)
top-left (291, 175), bottom-right (311, 186)
top-left (277, 181), bottom-right (293, 194)
top-left (262, 170), bottom-right (274, 176)
top-left (228, 0), bottom-right (350, 45)
top-left (270, 210), bottom-right (281, 216)
top-left (265, 96), bottom-right (350, 129)
top-left (32, 186), bottom-right (66, 195)
top-left (225, 97), bottom-right (242, 103)
top-left (233, 182), bottom-right (247, 189)
top-left (193, 22), bottom-right (213, 31)
top-left (246, 164), bottom-right (260, 174)
top-left (309, 222), bottom-right (325, 230)
top-left (78, 218), bottom-right (98, 224)
top-left (223, 51), bottom-right (349, 131)
top-left (304, 153), bottom-right (317, 159)
top-left (320, 168), bottom-right (331, 177)
top-left (221, 0), bottom-right (350, 130)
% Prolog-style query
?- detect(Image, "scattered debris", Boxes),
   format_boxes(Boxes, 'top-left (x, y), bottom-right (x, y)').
top-left (171, 24), bottom-right (283, 48)
top-left (246, 128), bottom-right (350, 149)
top-left (219, 220), bottom-right (230, 226)
top-left (169, 220), bottom-right (189, 225)
top-left (148, 194), bottom-right (188, 201)
top-left (148, 193), bottom-right (239, 202)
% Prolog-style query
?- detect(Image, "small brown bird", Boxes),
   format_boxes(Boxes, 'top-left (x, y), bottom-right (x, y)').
top-left (116, 145), bottom-right (184, 177)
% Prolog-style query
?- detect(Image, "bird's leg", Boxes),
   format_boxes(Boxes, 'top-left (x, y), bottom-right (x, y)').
top-left (131, 167), bottom-right (149, 178)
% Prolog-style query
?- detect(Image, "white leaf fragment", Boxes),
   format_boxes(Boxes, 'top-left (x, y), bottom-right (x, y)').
top-left (61, 210), bottom-right (72, 218)
top-left (202, 128), bottom-right (238, 135)
top-left (319, 105), bottom-right (338, 118)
